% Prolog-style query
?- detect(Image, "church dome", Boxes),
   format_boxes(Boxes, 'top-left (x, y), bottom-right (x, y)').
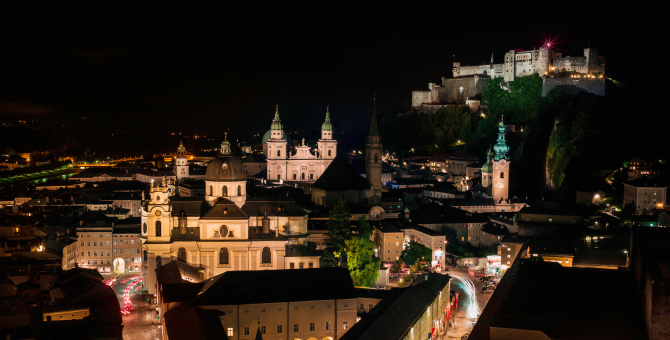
top-left (205, 156), bottom-right (246, 182)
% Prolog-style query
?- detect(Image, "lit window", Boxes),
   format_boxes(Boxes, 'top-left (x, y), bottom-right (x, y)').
top-left (227, 328), bottom-right (233, 336)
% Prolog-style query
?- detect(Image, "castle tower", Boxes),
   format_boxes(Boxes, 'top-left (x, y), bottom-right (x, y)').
top-left (174, 141), bottom-right (189, 181)
top-left (366, 95), bottom-right (383, 206)
top-left (266, 105), bottom-right (288, 162)
top-left (481, 147), bottom-right (494, 187)
top-left (492, 117), bottom-right (510, 203)
top-left (318, 106), bottom-right (337, 160)
top-left (490, 52), bottom-right (494, 64)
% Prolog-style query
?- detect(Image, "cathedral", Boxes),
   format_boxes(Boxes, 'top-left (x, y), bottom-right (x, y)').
top-left (140, 137), bottom-right (313, 295)
top-left (264, 105), bottom-right (337, 182)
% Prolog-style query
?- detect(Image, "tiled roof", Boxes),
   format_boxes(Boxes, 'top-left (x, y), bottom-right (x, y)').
top-left (311, 156), bottom-right (370, 191)
top-left (194, 268), bottom-right (356, 306)
top-left (155, 260), bottom-right (203, 285)
top-left (201, 199), bottom-right (247, 219)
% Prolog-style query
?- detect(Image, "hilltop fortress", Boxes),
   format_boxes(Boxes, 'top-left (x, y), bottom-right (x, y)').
top-left (412, 46), bottom-right (606, 113)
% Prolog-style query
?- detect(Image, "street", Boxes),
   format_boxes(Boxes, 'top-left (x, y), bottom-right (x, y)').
top-left (444, 267), bottom-right (494, 339)
top-left (104, 274), bottom-right (163, 340)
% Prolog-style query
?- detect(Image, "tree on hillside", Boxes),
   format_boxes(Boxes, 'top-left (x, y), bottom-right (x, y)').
top-left (323, 199), bottom-right (352, 267)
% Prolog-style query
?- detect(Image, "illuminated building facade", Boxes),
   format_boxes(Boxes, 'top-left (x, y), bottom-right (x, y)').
top-left (141, 138), bottom-right (312, 295)
top-left (264, 105), bottom-right (337, 182)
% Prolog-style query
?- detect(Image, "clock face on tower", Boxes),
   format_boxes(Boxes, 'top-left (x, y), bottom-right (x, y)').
top-left (155, 210), bottom-right (162, 216)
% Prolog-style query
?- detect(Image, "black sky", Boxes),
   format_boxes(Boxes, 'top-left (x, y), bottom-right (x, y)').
top-left (0, 3), bottom-right (655, 148)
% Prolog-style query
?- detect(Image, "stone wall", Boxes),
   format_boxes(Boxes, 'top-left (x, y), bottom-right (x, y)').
top-left (541, 77), bottom-right (605, 97)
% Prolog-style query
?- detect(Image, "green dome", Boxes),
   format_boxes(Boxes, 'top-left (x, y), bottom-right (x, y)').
top-left (321, 107), bottom-right (333, 131)
top-left (270, 105), bottom-right (283, 130)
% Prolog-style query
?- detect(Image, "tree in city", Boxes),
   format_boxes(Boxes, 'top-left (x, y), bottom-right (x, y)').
top-left (345, 216), bottom-right (381, 287)
top-left (441, 226), bottom-right (459, 248)
top-left (390, 260), bottom-right (403, 276)
top-left (401, 240), bottom-right (432, 266)
top-left (397, 272), bottom-right (415, 288)
top-left (323, 199), bottom-right (352, 267)
top-left (345, 235), bottom-right (381, 287)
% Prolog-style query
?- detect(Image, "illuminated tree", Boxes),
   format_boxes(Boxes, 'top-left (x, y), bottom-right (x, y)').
top-left (345, 217), bottom-right (381, 287)
top-left (323, 199), bottom-right (352, 267)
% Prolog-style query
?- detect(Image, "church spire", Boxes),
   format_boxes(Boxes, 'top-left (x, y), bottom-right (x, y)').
top-left (220, 132), bottom-right (231, 156)
top-left (321, 105), bottom-right (333, 131)
top-left (368, 93), bottom-right (380, 137)
top-left (493, 116), bottom-right (509, 161)
top-left (271, 105), bottom-right (283, 130)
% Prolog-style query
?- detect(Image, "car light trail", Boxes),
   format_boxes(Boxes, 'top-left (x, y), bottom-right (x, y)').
top-left (120, 276), bottom-right (142, 315)
top-left (450, 274), bottom-right (481, 317)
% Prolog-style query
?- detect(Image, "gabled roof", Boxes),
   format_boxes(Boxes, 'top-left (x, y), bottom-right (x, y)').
top-left (311, 156), bottom-right (370, 191)
top-left (194, 268), bottom-right (356, 306)
top-left (201, 199), bottom-right (247, 219)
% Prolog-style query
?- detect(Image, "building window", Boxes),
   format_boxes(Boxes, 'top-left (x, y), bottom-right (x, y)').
top-left (219, 248), bottom-right (229, 264)
top-left (299, 262), bottom-right (304, 269)
top-left (294, 324), bottom-right (298, 332)
top-left (238, 185), bottom-right (242, 196)
top-left (326, 322), bottom-right (331, 330)
top-left (156, 256), bottom-right (162, 267)
top-left (277, 150), bottom-right (281, 157)
top-left (301, 173), bottom-right (305, 180)
top-left (360, 303), bottom-right (364, 310)
top-left (277, 325), bottom-right (282, 333)
top-left (343, 321), bottom-right (349, 330)
top-left (310, 323), bottom-right (315, 331)
top-left (369, 304), bottom-right (373, 310)
top-left (500, 172), bottom-right (504, 178)
top-left (177, 248), bottom-right (186, 262)
top-left (328, 150), bottom-right (332, 157)
top-left (261, 326), bottom-right (266, 334)
top-left (143, 251), bottom-right (148, 262)
top-left (262, 247), bottom-right (272, 264)
top-left (290, 263), bottom-right (295, 269)
top-left (155, 221), bottom-right (161, 237)
top-left (219, 225), bottom-right (229, 238)
top-left (293, 174), bottom-right (297, 180)
top-left (222, 186), bottom-right (228, 197)
top-left (309, 262), bottom-right (313, 268)
top-left (244, 327), bottom-right (249, 336)
top-left (209, 185), bottom-right (213, 196)
top-left (310, 173), bottom-right (314, 180)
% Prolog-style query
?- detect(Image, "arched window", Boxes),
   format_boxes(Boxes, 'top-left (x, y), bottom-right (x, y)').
top-left (177, 248), bottom-right (186, 262)
top-left (301, 173), bottom-right (305, 180)
top-left (219, 248), bottom-right (229, 265)
top-left (328, 150), bottom-right (331, 157)
top-left (210, 185), bottom-right (213, 196)
top-left (143, 250), bottom-right (147, 262)
top-left (277, 150), bottom-right (281, 157)
top-left (222, 186), bottom-right (228, 197)
top-left (375, 154), bottom-right (378, 162)
top-left (262, 247), bottom-right (272, 264)
top-left (237, 185), bottom-right (242, 196)
top-left (500, 172), bottom-right (505, 179)
top-left (156, 256), bottom-right (162, 267)
top-left (155, 221), bottom-right (162, 237)
top-left (143, 223), bottom-right (147, 234)
top-left (293, 174), bottom-right (297, 180)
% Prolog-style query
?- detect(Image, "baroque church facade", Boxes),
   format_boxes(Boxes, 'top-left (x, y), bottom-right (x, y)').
top-left (264, 105), bottom-right (337, 182)
top-left (141, 138), bottom-right (313, 295)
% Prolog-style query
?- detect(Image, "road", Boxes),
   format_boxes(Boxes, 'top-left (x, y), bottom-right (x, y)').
top-left (106, 274), bottom-right (163, 340)
top-left (444, 268), bottom-right (495, 339)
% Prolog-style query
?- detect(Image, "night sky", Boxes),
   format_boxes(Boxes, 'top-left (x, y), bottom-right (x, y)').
top-left (0, 4), bottom-right (656, 152)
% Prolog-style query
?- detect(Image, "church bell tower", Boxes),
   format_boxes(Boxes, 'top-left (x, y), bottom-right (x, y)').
top-left (492, 117), bottom-right (510, 203)
top-left (365, 95), bottom-right (383, 206)
top-left (174, 141), bottom-right (189, 181)
top-left (318, 106), bottom-right (337, 160)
